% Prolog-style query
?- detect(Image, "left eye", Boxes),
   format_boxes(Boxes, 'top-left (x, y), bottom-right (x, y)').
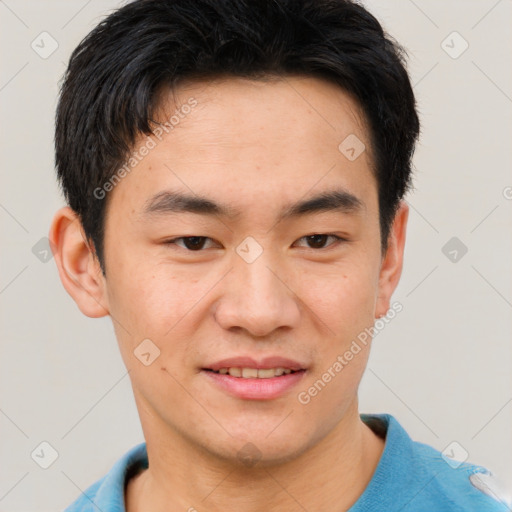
top-left (294, 234), bottom-right (344, 249)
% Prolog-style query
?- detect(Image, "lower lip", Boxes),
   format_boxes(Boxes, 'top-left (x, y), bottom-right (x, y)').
top-left (202, 370), bottom-right (306, 400)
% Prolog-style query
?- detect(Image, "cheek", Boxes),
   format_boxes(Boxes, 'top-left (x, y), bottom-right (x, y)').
top-left (293, 260), bottom-right (377, 405)
top-left (106, 258), bottom-right (232, 386)
top-left (296, 260), bottom-right (378, 339)
top-left (107, 261), bottom-right (196, 333)
top-left (107, 265), bottom-right (198, 410)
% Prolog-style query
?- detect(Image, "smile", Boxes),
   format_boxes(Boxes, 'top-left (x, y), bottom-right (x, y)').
top-left (210, 367), bottom-right (296, 378)
top-left (202, 368), bottom-right (306, 400)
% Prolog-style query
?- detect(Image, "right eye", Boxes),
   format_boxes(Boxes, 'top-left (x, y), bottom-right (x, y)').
top-left (163, 236), bottom-right (219, 251)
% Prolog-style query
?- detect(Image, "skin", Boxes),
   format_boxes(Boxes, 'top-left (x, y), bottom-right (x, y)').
top-left (50, 75), bottom-right (408, 512)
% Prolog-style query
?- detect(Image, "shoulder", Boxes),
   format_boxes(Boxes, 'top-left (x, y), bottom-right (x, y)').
top-left (353, 414), bottom-right (509, 512)
top-left (411, 438), bottom-right (508, 511)
top-left (63, 443), bottom-right (148, 512)
top-left (63, 478), bottom-right (105, 512)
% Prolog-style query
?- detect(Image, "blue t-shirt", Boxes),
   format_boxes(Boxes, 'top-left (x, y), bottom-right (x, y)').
top-left (64, 414), bottom-right (507, 511)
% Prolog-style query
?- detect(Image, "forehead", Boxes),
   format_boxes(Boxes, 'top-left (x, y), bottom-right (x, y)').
top-left (155, 74), bottom-right (370, 151)
top-left (107, 75), bottom-right (376, 221)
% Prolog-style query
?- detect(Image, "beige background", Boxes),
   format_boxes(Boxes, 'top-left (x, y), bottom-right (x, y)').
top-left (1, 0), bottom-right (511, 510)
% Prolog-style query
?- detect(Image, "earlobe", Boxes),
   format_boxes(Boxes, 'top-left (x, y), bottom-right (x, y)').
top-left (49, 206), bottom-right (109, 318)
top-left (375, 201), bottom-right (408, 319)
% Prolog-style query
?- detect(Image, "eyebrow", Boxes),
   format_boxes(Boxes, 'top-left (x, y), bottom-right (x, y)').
top-left (141, 189), bottom-right (364, 222)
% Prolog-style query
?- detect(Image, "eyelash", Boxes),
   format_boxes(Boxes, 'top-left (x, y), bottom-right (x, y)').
top-left (163, 234), bottom-right (346, 251)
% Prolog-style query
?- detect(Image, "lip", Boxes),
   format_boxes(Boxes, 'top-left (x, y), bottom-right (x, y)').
top-left (202, 369), bottom-right (306, 400)
top-left (204, 356), bottom-right (306, 372)
top-left (201, 355), bottom-right (308, 401)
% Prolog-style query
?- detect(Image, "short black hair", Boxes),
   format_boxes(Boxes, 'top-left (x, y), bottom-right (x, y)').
top-left (55, 0), bottom-right (420, 274)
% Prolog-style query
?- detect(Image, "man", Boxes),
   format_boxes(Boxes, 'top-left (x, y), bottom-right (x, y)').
top-left (49, 0), bottom-right (505, 510)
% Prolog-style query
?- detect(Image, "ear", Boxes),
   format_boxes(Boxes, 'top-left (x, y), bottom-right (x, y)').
top-left (49, 206), bottom-right (109, 318)
top-left (375, 201), bottom-right (408, 318)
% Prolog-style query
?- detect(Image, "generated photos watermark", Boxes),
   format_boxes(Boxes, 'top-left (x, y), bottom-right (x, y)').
top-left (297, 301), bottom-right (403, 405)
top-left (93, 97), bottom-right (198, 200)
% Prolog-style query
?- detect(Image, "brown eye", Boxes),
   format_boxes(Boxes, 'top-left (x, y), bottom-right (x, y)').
top-left (295, 234), bottom-right (344, 249)
top-left (306, 234), bottom-right (329, 248)
top-left (182, 237), bottom-right (207, 250)
top-left (165, 236), bottom-right (215, 250)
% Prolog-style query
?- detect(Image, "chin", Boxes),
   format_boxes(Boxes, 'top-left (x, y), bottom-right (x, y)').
top-left (201, 426), bottom-right (315, 469)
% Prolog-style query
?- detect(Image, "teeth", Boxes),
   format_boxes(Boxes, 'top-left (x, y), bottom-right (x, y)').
top-left (242, 368), bottom-right (258, 378)
top-left (217, 367), bottom-right (296, 378)
top-left (257, 368), bottom-right (276, 378)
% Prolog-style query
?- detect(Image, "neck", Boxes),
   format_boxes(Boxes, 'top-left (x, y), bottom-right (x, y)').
top-left (126, 399), bottom-right (385, 512)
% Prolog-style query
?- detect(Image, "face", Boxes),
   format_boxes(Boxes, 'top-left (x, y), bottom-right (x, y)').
top-left (54, 75), bottom-right (407, 466)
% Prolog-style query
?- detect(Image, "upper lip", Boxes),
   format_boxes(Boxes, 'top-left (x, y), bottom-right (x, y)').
top-left (204, 356), bottom-right (307, 372)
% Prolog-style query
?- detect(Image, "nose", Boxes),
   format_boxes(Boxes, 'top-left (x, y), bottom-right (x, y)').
top-left (214, 254), bottom-right (301, 337)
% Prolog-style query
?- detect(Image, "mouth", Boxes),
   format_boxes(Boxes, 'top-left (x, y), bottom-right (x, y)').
top-left (201, 356), bottom-right (307, 400)
top-left (204, 367), bottom-right (300, 378)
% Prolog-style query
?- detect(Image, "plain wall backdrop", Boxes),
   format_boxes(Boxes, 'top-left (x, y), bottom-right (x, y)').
top-left (1, 0), bottom-right (511, 510)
